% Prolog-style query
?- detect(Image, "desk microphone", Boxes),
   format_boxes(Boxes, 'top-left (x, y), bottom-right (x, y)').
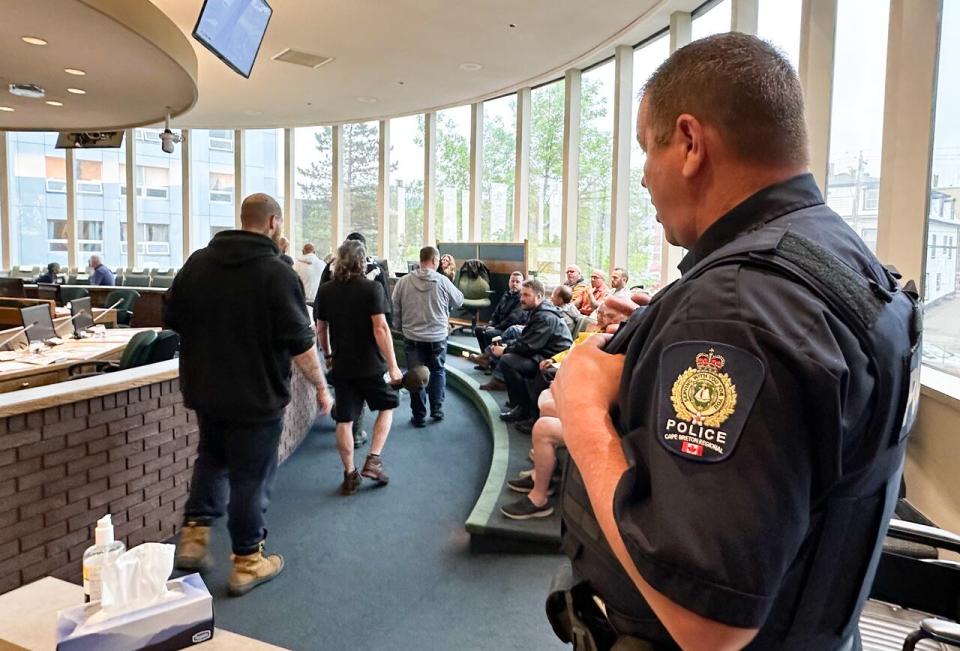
top-left (0, 324), bottom-right (32, 350)
top-left (93, 300), bottom-right (124, 323)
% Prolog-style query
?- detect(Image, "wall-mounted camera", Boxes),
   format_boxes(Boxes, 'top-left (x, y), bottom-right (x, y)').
top-left (159, 113), bottom-right (184, 154)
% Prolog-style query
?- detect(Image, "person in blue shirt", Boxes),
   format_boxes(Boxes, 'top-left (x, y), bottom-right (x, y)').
top-left (88, 255), bottom-right (116, 286)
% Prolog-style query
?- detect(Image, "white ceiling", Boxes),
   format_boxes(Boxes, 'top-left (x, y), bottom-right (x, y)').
top-left (150, 0), bottom-right (681, 129)
top-left (0, 0), bottom-right (197, 131)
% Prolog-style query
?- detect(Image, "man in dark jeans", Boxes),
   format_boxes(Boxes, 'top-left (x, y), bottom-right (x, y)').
top-left (492, 278), bottom-right (572, 427)
top-left (392, 246), bottom-right (464, 427)
top-left (164, 193), bottom-right (332, 597)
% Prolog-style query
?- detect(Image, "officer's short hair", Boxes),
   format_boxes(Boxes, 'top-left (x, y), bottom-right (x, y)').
top-left (420, 246), bottom-right (439, 264)
top-left (554, 285), bottom-right (572, 303)
top-left (613, 267), bottom-right (628, 282)
top-left (523, 278), bottom-right (545, 297)
top-left (510, 271), bottom-right (524, 279)
top-left (641, 33), bottom-right (808, 168)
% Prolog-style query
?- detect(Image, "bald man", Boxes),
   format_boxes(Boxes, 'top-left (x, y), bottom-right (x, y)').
top-left (277, 236), bottom-right (294, 266)
top-left (88, 254), bottom-right (115, 286)
top-left (164, 192), bottom-right (332, 597)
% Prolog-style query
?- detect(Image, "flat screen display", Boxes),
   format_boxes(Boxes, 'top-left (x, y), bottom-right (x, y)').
top-left (20, 304), bottom-right (56, 343)
top-left (70, 297), bottom-right (94, 334)
top-left (192, 0), bottom-right (273, 78)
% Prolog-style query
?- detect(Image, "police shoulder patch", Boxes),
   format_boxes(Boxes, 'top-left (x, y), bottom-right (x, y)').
top-left (657, 341), bottom-right (764, 463)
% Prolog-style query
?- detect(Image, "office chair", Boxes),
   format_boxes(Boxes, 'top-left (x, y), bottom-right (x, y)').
top-left (105, 289), bottom-right (140, 326)
top-left (60, 287), bottom-right (90, 305)
top-left (66, 329), bottom-right (157, 378)
top-left (453, 259), bottom-right (493, 336)
top-left (144, 330), bottom-right (180, 363)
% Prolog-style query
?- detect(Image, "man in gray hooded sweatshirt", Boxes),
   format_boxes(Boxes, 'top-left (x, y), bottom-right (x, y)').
top-left (392, 246), bottom-right (464, 427)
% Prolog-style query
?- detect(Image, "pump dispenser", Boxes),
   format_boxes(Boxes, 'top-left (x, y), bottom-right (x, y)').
top-left (82, 514), bottom-right (126, 603)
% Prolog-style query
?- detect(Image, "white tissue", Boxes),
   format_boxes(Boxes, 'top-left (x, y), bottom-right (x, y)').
top-left (98, 543), bottom-right (176, 618)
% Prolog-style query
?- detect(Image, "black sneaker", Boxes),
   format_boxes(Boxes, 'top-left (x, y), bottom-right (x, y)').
top-left (507, 475), bottom-right (555, 496)
top-left (353, 430), bottom-right (368, 449)
top-left (430, 408), bottom-right (444, 421)
top-left (410, 417), bottom-right (426, 428)
top-left (500, 496), bottom-right (554, 520)
top-left (341, 469), bottom-right (361, 495)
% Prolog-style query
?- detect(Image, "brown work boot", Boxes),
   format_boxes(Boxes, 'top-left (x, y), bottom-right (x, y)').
top-left (227, 541), bottom-right (284, 597)
top-left (467, 353), bottom-right (489, 367)
top-left (174, 522), bottom-right (212, 572)
top-left (341, 468), bottom-right (362, 495)
top-left (360, 454), bottom-right (389, 486)
top-left (480, 378), bottom-right (506, 391)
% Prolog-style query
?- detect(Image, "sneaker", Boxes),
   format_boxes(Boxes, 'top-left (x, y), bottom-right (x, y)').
top-left (353, 430), bottom-right (368, 449)
top-left (410, 417), bottom-right (426, 428)
top-left (518, 468), bottom-right (534, 479)
top-left (430, 407), bottom-right (444, 421)
top-left (500, 496), bottom-right (554, 520)
top-left (341, 469), bottom-right (362, 495)
top-left (227, 541), bottom-right (284, 596)
top-left (360, 454), bottom-right (389, 485)
top-left (174, 522), bottom-right (212, 572)
top-left (506, 475), bottom-right (555, 495)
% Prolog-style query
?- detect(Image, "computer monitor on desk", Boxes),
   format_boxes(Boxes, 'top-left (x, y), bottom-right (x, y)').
top-left (20, 304), bottom-right (56, 343)
top-left (37, 282), bottom-right (62, 306)
top-left (70, 297), bottom-right (94, 334)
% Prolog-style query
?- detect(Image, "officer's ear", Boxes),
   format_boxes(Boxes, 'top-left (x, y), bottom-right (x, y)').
top-left (676, 113), bottom-right (706, 180)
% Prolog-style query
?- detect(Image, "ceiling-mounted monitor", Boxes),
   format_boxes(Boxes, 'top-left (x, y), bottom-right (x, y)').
top-left (56, 131), bottom-right (124, 149)
top-left (192, 0), bottom-right (273, 79)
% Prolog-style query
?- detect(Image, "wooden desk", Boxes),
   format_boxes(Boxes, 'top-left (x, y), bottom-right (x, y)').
top-left (0, 577), bottom-right (287, 650)
top-left (0, 328), bottom-right (154, 394)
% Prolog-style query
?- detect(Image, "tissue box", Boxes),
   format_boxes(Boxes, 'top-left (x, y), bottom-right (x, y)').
top-left (55, 573), bottom-right (214, 651)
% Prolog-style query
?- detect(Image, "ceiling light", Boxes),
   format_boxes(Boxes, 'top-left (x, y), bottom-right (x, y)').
top-left (0, 106), bottom-right (14, 112)
top-left (21, 36), bottom-right (47, 46)
top-left (509, 23), bottom-right (517, 28)
top-left (45, 101), bottom-right (63, 107)
top-left (357, 96), bottom-right (378, 104)
top-left (459, 62), bottom-right (483, 72)
top-left (67, 88), bottom-right (86, 95)
top-left (64, 68), bottom-right (86, 76)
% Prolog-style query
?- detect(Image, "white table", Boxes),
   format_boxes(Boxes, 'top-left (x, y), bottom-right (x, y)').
top-left (0, 577), bottom-right (287, 650)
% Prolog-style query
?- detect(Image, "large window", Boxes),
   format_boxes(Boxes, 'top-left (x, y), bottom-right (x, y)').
top-left (133, 128), bottom-right (183, 268)
top-left (528, 81), bottom-right (564, 284)
top-left (924, 0), bottom-right (960, 378)
top-left (629, 35), bottom-right (670, 291)
top-left (691, 0), bottom-right (731, 41)
top-left (388, 115), bottom-right (424, 272)
top-left (577, 60), bottom-right (615, 274)
top-left (74, 145), bottom-right (124, 267)
top-left (7, 132), bottom-right (66, 267)
top-left (244, 129), bottom-right (284, 203)
top-left (481, 95), bottom-right (516, 242)
top-left (342, 122), bottom-right (380, 255)
top-left (436, 106), bottom-right (471, 243)
top-left (295, 126), bottom-right (333, 258)
top-left (757, 0), bottom-right (802, 69)
top-left (190, 129), bottom-right (235, 252)
top-left (824, 0), bottom-right (890, 253)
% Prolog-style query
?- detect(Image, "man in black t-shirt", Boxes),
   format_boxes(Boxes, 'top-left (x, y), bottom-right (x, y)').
top-left (315, 239), bottom-right (403, 495)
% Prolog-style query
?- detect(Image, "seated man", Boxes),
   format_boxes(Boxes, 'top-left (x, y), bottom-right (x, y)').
top-left (577, 269), bottom-right (609, 316)
top-left (608, 267), bottom-right (632, 301)
top-left (471, 270), bottom-right (525, 360)
top-left (551, 285), bottom-right (581, 334)
top-left (500, 297), bottom-right (639, 520)
top-left (564, 264), bottom-right (588, 307)
top-left (88, 255), bottom-right (115, 286)
top-left (491, 279), bottom-right (572, 424)
top-left (36, 262), bottom-right (61, 284)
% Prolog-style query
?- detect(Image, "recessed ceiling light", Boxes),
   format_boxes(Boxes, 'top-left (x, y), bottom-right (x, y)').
top-left (66, 88), bottom-right (86, 95)
top-left (21, 36), bottom-right (47, 46)
top-left (397, 81), bottom-right (405, 86)
top-left (64, 68), bottom-right (86, 76)
top-left (45, 101), bottom-right (63, 107)
top-left (459, 62), bottom-right (483, 72)
top-left (357, 96), bottom-right (378, 104)
top-left (508, 23), bottom-right (517, 28)
top-left (0, 106), bottom-right (14, 112)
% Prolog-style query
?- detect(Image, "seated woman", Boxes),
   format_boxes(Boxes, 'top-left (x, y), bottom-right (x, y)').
top-left (439, 254), bottom-right (457, 283)
top-left (36, 262), bottom-right (62, 284)
top-left (499, 296), bottom-right (639, 520)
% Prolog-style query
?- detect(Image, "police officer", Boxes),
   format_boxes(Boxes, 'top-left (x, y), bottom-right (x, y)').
top-left (549, 34), bottom-right (920, 650)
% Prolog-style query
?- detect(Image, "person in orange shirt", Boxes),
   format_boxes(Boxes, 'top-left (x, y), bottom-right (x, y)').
top-left (578, 269), bottom-right (610, 316)
top-left (564, 265), bottom-right (588, 306)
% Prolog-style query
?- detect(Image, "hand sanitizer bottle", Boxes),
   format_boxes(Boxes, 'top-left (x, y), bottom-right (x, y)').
top-left (82, 514), bottom-right (126, 603)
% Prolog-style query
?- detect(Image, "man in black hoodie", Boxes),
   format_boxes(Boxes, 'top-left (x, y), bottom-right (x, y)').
top-left (491, 278), bottom-right (572, 425)
top-left (164, 193), bottom-right (333, 597)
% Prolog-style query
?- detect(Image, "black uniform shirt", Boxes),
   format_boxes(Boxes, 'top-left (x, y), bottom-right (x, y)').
top-left (603, 174), bottom-right (889, 640)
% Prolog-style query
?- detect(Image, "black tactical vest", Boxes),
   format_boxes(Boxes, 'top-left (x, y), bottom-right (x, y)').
top-left (560, 223), bottom-right (922, 650)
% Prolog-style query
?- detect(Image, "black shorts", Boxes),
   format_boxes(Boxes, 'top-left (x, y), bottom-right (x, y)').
top-left (331, 374), bottom-right (399, 423)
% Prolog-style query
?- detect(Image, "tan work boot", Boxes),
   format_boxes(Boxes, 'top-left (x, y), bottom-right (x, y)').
top-left (360, 453), bottom-right (389, 486)
top-left (227, 541), bottom-right (285, 597)
top-left (174, 522), bottom-right (212, 572)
